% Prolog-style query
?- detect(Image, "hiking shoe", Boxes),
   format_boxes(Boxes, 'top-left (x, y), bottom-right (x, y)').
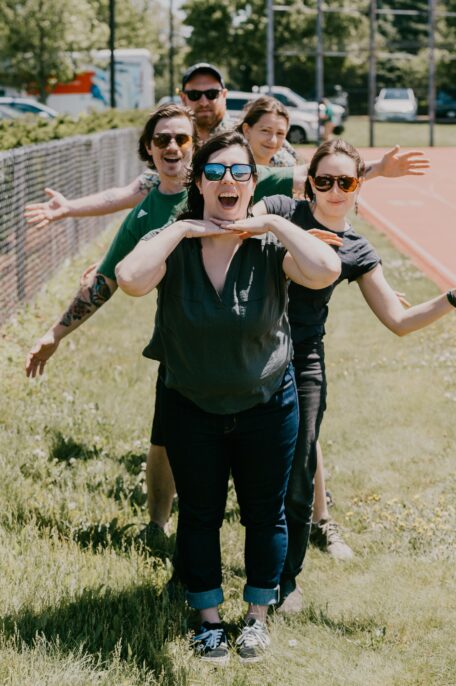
top-left (326, 489), bottom-right (335, 508)
top-left (236, 618), bottom-right (270, 663)
top-left (191, 622), bottom-right (229, 664)
top-left (309, 518), bottom-right (354, 561)
top-left (135, 521), bottom-right (168, 555)
top-left (277, 585), bottom-right (303, 614)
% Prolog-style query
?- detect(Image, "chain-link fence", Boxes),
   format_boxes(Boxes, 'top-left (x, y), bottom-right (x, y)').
top-left (0, 128), bottom-right (143, 326)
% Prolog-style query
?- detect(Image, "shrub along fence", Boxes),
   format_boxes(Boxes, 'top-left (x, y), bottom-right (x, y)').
top-left (0, 128), bottom-right (143, 326)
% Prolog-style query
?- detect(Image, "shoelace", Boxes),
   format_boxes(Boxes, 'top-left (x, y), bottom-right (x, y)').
top-left (236, 622), bottom-right (269, 649)
top-left (193, 627), bottom-right (225, 651)
top-left (321, 519), bottom-right (343, 543)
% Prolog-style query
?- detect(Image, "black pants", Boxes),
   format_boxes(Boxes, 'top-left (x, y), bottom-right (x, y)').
top-left (280, 337), bottom-right (327, 595)
top-left (161, 365), bottom-right (299, 609)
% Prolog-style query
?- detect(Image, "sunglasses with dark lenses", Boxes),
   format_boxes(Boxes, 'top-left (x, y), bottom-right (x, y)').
top-left (313, 175), bottom-right (360, 193)
top-left (183, 88), bottom-right (222, 101)
top-left (203, 163), bottom-right (254, 182)
top-left (152, 133), bottom-right (192, 149)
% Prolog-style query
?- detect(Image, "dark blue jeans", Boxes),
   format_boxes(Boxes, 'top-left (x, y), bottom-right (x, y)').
top-left (281, 338), bottom-right (327, 596)
top-left (162, 365), bottom-right (299, 610)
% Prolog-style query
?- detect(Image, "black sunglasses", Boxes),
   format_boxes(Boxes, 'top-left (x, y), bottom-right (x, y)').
top-left (203, 163), bottom-right (254, 182)
top-left (183, 88), bottom-right (222, 101)
top-left (152, 133), bottom-right (192, 149)
top-left (313, 175), bottom-right (360, 193)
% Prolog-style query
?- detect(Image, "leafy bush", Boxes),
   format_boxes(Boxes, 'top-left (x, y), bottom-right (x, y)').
top-left (0, 109), bottom-right (149, 151)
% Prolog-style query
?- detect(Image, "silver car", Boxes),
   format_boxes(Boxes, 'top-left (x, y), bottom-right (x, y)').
top-left (374, 88), bottom-right (417, 122)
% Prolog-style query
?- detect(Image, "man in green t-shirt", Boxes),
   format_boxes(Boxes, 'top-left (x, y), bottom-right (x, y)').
top-left (24, 102), bottom-right (298, 537)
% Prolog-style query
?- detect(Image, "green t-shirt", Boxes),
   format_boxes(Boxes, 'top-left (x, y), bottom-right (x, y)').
top-left (98, 167), bottom-right (293, 281)
top-left (98, 187), bottom-right (188, 280)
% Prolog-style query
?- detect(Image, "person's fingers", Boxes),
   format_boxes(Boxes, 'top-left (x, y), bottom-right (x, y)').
top-left (24, 216), bottom-right (40, 225)
top-left (38, 359), bottom-right (46, 375)
top-left (385, 144), bottom-right (400, 158)
top-left (400, 150), bottom-right (425, 159)
top-left (406, 159), bottom-right (430, 166)
top-left (44, 187), bottom-right (57, 198)
top-left (27, 361), bottom-right (37, 378)
top-left (35, 218), bottom-right (50, 229)
top-left (24, 204), bottom-right (44, 213)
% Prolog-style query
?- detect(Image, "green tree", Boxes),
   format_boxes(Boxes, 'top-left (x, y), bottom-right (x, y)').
top-left (0, 0), bottom-right (107, 102)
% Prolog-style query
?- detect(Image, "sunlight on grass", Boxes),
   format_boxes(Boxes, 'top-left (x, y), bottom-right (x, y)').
top-left (1, 217), bottom-right (455, 684)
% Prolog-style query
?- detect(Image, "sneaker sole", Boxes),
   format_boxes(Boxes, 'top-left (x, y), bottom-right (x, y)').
top-left (199, 654), bottom-right (230, 665)
top-left (239, 654), bottom-right (265, 664)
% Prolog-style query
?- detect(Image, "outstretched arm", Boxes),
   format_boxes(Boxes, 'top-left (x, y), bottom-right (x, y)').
top-left (219, 215), bottom-right (341, 290)
top-left (24, 175), bottom-right (150, 229)
top-left (363, 145), bottom-right (430, 181)
top-left (25, 272), bottom-right (117, 377)
top-left (357, 264), bottom-right (455, 336)
top-left (116, 220), bottom-right (230, 297)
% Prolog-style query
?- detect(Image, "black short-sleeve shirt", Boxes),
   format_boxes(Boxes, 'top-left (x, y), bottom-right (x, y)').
top-left (263, 195), bottom-right (381, 343)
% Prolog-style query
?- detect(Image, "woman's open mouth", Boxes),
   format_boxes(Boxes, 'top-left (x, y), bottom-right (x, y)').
top-left (218, 192), bottom-right (239, 209)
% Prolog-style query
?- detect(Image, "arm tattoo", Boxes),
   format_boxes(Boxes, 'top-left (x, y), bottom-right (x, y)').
top-left (363, 163), bottom-right (373, 177)
top-left (59, 274), bottom-right (113, 327)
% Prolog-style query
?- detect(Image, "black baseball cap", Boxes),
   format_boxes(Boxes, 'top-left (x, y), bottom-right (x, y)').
top-left (182, 63), bottom-right (225, 90)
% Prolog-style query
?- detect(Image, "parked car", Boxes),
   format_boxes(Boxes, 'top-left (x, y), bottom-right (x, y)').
top-left (435, 91), bottom-right (456, 121)
top-left (374, 88), bottom-right (417, 122)
top-left (256, 85), bottom-right (345, 134)
top-left (226, 90), bottom-right (320, 144)
top-left (0, 104), bottom-right (24, 120)
top-left (0, 97), bottom-right (58, 119)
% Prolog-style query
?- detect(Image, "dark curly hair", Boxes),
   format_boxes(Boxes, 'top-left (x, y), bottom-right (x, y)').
top-left (138, 103), bottom-right (197, 168)
top-left (305, 138), bottom-right (365, 201)
top-left (179, 130), bottom-right (258, 220)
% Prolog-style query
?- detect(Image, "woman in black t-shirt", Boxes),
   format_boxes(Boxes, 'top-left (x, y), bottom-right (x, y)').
top-left (229, 138), bottom-right (456, 610)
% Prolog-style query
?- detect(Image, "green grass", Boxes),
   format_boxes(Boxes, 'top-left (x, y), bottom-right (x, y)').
top-left (300, 115), bottom-right (456, 149)
top-left (1, 217), bottom-right (456, 684)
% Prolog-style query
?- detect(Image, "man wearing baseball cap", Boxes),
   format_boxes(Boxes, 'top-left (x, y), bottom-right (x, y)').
top-left (179, 63), bottom-right (230, 141)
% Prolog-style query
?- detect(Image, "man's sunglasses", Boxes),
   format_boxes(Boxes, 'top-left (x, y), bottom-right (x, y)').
top-left (152, 133), bottom-right (192, 149)
top-left (313, 175), bottom-right (360, 193)
top-left (203, 163), bottom-right (254, 182)
top-left (183, 88), bottom-right (222, 101)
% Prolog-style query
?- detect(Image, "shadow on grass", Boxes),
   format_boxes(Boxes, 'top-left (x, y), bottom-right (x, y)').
top-left (1, 581), bottom-right (189, 676)
top-left (48, 431), bottom-right (102, 463)
top-left (118, 451), bottom-right (148, 476)
top-left (72, 518), bottom-right (176, 562)
top-left (302, 603), bottom-right (386, 643)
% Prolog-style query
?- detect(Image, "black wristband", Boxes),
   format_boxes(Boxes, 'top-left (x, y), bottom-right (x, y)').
top-left (447, 289), bottom-right (456, 308)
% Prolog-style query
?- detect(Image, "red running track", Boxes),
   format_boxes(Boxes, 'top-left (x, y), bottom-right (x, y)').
top-left (358, 147), bottom-right (456, 290)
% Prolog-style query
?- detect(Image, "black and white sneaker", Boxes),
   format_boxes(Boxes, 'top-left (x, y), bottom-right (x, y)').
top-left (191, 622), bottom-right (229, 664)
top-left (236, 618), bottom-right (270, 663)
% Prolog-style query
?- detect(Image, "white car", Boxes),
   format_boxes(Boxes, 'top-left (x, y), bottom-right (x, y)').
top-left (374, 88), bottom-right (417, 122)
top-left (257, 85), bottom-right (345, 140)
top-left (225, 90), bottom-right (319, 144)
top-left (0, 97), bottom-right (58, 119)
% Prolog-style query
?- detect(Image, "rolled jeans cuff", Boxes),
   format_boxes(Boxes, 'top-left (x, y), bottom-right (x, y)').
top-left (243, 584), bottom-right (280, 606)
top-left (186, 587), bottom-right (224, 610)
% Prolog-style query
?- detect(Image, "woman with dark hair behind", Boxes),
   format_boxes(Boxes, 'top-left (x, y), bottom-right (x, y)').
top-left (116, 130), bottom-right (341, 663)
top-left (229, 137), bottom-right (456, 612)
